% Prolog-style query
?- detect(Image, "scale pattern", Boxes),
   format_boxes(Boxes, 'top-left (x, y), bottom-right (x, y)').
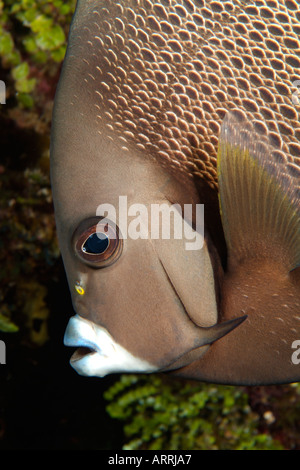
top-left (68, 0), bottom-right (300, 190)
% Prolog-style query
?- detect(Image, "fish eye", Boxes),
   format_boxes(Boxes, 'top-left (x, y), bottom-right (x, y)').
top-left (72, 216), bottom-right (123, 268)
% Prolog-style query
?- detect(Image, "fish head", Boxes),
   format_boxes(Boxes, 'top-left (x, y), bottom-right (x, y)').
top-left (51, 94), bottom-right (244, 377)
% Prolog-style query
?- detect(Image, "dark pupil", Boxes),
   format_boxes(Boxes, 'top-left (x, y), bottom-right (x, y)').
top-left (83, 232), bottom-right (109, 254)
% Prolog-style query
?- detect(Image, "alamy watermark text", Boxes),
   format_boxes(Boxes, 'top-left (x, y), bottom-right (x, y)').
top-left (96, 196), bottom-right (204, 250)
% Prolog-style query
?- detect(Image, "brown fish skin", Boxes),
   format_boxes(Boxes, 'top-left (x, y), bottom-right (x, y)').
top-left (172, 260), bottom-right (300, 385)
top-left (65, 0), bottom-right (300, 181)
top-left (51, 0), bottom-right (300, 385)
top-left (59, 0), bottom-right (300, 256)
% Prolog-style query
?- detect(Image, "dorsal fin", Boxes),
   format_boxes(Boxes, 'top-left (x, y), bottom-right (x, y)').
top-left (217, 112), bottom-right (300, 273)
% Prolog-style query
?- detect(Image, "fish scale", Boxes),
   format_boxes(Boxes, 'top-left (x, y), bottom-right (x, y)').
top-left (68, 0), bottom-right (300, 190)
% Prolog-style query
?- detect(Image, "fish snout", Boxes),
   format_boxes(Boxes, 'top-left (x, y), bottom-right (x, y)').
top-left (63, 315), bottom-right (157, 377)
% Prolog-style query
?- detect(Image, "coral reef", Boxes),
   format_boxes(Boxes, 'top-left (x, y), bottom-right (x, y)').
top-left (104, 374), bottom-right (300, 450)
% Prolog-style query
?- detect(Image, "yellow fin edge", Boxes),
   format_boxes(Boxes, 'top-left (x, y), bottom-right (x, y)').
top-left (217, 112), bottom-right (300, 272)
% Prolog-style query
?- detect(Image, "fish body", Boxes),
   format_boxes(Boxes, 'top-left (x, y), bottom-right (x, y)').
top-left (50, 0), bottom-right (300, 385)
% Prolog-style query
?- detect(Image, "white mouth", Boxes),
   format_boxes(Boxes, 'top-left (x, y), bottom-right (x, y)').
top-left (63, 315), bottom-right (156, 377)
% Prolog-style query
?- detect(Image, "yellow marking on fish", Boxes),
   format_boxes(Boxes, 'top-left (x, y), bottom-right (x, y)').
top-left (75, 283), bottom-right (85, 296)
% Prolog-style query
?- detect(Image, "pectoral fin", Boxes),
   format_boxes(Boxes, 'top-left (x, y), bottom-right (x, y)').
top-left (217, 112), bottom-right (300, 272)
top-left (171, 113), bottom-right (300, 385)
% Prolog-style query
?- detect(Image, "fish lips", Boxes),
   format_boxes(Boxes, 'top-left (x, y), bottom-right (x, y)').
top-left (63, 315), bottom-right (157, 377)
